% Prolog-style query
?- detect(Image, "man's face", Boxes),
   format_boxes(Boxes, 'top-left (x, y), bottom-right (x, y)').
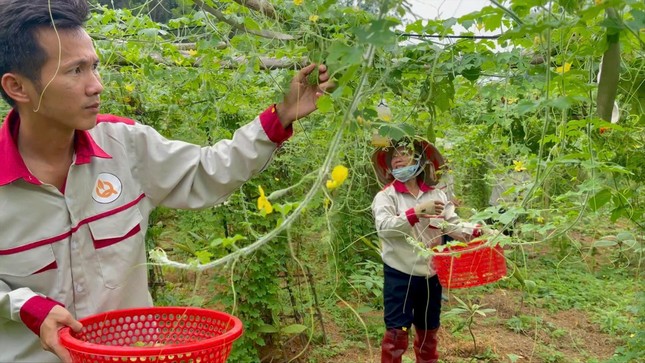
top-left (23, 27), bottom-right (103, 131)
top-left (390, 146), bottom-right (415, 170)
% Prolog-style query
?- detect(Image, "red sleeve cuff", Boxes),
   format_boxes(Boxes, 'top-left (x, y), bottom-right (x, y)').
top-left (20, 296), bottom-right (64, 337)
top-left (405, 208), bottom-right (419, 226)
top-left (260, 105), bottom-right (293, 145)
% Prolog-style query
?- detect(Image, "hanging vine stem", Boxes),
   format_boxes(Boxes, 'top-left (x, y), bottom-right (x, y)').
top-left (150, 46), bottom-right (379, 272)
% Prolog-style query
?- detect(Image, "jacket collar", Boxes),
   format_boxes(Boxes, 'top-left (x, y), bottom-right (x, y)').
top-left (0, 109), bottom-right (111, 186)
top-left (392, 179), bottom-right (434, 194)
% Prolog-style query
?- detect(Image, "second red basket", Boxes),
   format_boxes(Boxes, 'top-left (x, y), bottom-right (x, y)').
top-left (433, 240), bottom-right (506, 289)
top-left (59, 306), bottom-right (243, 363)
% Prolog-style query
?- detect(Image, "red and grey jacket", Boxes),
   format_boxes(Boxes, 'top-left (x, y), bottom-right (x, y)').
top-left (0, 105), bottom-right (290, 362)
top-left (371, 180), bottom-right (480, 277)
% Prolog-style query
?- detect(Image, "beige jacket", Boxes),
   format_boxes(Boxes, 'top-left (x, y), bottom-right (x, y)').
top-left (372, 180), bottom-right (480, 277)
top-left (0, 106), bottom-right (289, 362)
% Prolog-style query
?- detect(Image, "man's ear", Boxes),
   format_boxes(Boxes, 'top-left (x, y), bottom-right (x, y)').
top-left (1, 73), bottom-right (31, 104)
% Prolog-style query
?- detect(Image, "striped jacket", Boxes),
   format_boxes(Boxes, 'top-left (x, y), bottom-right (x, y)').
top-left (0, 106), bottom-right (289, 362)
top-left (372, 180), bottom-right (480, 277)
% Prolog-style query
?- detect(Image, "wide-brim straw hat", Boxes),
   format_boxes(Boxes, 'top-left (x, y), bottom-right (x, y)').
top-left (371, 137), bottom-right (445, 186)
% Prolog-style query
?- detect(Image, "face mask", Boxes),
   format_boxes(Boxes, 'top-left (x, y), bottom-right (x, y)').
top-left (391, 157), bottom-right (422, 182)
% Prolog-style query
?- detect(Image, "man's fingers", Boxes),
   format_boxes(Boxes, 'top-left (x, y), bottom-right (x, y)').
top-left (295, 63), bottom-right (317, 82)
top-left (317, 80), bottom-right (334, 94)
top-left (317, 64), bottom-right (327, 74)
top-left (42, 332), bottom-right (72, 363)
top-left (317, 66), bottom-right (330, 82)
top-left (70, 320), bottom-right (83, 332)
top-left (51, 342), bottom-right (73, 363)
top-left (60, 312), bottom-right (83, 332)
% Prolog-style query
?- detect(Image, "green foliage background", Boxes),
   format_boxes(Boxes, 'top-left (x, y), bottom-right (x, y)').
top-left (1, 0), bottom-right (643, 361)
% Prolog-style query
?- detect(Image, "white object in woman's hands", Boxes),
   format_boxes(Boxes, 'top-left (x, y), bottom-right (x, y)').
top-left (415, 200), bottom-right (444, 216)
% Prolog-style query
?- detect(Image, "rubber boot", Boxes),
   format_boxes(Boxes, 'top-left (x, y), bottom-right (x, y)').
top-left (413, 328), bottom-right (439, 363)
top-left (381, 328), bottom-right (409, 363)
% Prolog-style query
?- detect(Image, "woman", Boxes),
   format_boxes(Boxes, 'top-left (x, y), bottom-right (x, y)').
top-left (371, 137), bottom-right (480, 363)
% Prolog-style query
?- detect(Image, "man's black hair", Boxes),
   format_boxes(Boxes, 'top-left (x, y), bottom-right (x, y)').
top-left (0, 0), bottom-right (90, 106)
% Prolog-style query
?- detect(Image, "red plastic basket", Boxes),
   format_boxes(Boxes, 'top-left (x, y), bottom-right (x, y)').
top-left (433, 240), bottom-right (507, 289)
top-left (59, 307), bottom-right (243, 363)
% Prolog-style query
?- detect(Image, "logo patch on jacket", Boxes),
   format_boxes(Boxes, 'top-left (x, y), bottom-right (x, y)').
top-left (92, 173), bottom-right (122, 204)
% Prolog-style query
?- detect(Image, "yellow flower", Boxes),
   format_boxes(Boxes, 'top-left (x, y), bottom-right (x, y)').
top-left (536, 216), bottom-right (545, 224)
top-left (331, 165), bottom-right (349, 185)
top-left (595, 0), bottom-right (602, 5)
top-left (187, 49), bottom-right (198, 57)
top-left (326, 180), bottom-right (338, 190)
top-left (309, 15), bottom-right (319, 22)
top-left (555, 62), bottom-right (572, 74)
top-left (506, 97), bottom-right (518, 104)
top-left (293, 0), bottom-right (303, 6)
top-left (257, 186), bottom-right (273, 214)
top-left (124, 84), bottom-right (135, 93)
top-left (513, 160), bottom-right (527, 172)
top-left (326, 165), bottom-right (349, 190)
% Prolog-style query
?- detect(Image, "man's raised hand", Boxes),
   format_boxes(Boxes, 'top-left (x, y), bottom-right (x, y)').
top-left (275, 63), bottom-right (333, 126)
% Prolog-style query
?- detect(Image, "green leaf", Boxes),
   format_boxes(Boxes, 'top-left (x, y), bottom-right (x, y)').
top-left (257, 324), bottom-right (279, 333)
top-left (316, 95), bottom-right (333, 113)
top-left (405, 19), bottom-right (424, 33)
top-left (461, 66), bottom-right (481, 82)
top-left (610, 206), bottom-right (626, 222)
top-left (524, 279), bottom-right (537, 292)
top-left (138, 28), bottom-right (160, 38)
top-left (356, 306), bottom-right (373, 314)
top-left (194, 250), bottom-right (213, 264)
top-left (626, 9), bottom-right (645, 31)
top-left (516, 99), bottom-right (539, 114)
top-left (445, 308), bottom-right (468, 316)
top-left (545, 96), bottom-right (574, 110)
top-left (477, 308), bottom-right (497, 316)
top-left (353, 19), bottom-right (399, 47)
top-left (593, 240), bottom-right (618, 248)
top-left (559, 0), bottom-right (580, 14)
top-left (378, 123), bottom-right (416, 140)
top-left (616, 232), bottom-right (635, 242)
top-left (599, 14), bottom-right (625, 35)
top-left (442, 18), bottom-right (457, 32)
top-left (589, 188), bottom-right (612, 211)
top-left (281, 324), bottom-right (308, 334)
top-left (326, 42), bottom-right (363, 64)
top-left (243, 17), bottom-right (260, 31)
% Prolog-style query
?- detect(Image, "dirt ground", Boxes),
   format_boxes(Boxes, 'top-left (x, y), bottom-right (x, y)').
top-left (156, 236), bottom-right (625, 363)
top-left (306, 288), bottom-right (619, 363)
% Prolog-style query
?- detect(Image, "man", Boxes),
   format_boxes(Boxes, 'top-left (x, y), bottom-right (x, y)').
top-left (371, 137), bottom-right (480, 363)
top-left (0, 0), bottom-right (332, 361)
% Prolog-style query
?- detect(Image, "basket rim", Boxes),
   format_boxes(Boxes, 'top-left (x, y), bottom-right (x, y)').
top-left (59, 306), bottom-right (243, 356)
top-left (433, 240), bottom-right (495, 258)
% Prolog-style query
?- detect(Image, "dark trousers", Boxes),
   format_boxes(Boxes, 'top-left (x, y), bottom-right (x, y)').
top-left (383, 264), bottom-right (442, 330)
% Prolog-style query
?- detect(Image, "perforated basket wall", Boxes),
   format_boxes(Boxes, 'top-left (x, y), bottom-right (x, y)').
top-left (59, 307), bottom-right (243, 363)
top-left (433, 240), bottom-right (507, 289)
